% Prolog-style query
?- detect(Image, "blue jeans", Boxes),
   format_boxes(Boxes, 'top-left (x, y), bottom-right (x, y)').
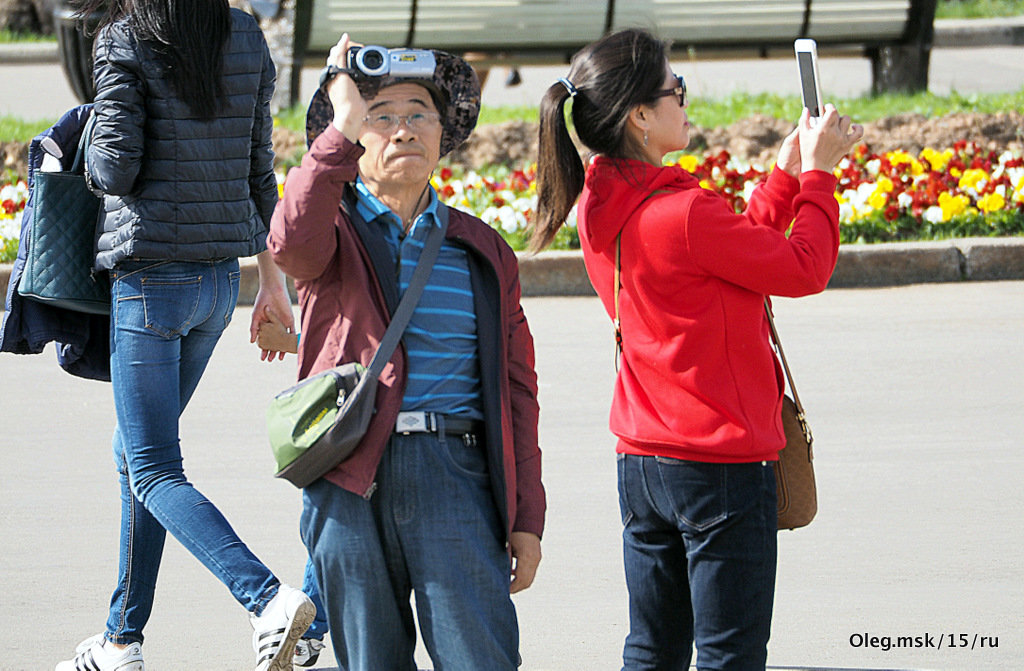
top-left (301, 431), bottom-right (519, 671)
top-left (301, 556), bottom-right (329, 640)
top-left (617, 454), bottom-right (777, 671)
top-left (105, 259), bottom-right (278, 644)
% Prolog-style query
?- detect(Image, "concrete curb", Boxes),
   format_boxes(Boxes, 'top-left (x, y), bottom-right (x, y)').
top-left (4, 238), bottom-right (1024, 306)
top-left (931, 16), bottom-right (1024, 48)
top-left (0, 41), bottom-right (59, 63)
top-left (2, 17), bottom-right (1023, 64)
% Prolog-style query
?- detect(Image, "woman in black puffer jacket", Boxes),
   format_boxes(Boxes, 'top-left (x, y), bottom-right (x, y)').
top-left (55, 2), bottom-right (313, 671)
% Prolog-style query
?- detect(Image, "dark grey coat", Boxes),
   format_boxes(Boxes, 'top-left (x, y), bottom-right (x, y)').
top-left (86, 8), bottom-right (277, 270)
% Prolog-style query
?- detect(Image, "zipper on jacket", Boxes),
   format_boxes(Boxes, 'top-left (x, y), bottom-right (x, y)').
top-left (362, 481), bottom-right (378, 500)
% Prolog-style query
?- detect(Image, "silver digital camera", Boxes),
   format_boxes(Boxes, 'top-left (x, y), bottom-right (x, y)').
top-left (346, 46), bottom-right (436, 80)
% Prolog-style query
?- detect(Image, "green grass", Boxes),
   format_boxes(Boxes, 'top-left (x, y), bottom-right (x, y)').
top-left (936, 0), bottom-right (1024, 19)
top-left (0, 116), bottom-right (55, 141)
top-left (685, 87), bottom-right (1024, 129)
top-left (265, 87), bottom-right (1024, 141)
top-left (5, 86), bottom-right (1023, 147)
top-left (0, 29), bottom-right (56, 43)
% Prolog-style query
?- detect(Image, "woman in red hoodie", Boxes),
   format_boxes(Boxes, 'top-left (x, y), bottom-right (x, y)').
top-left (533, 28), bottom-right (862, 671)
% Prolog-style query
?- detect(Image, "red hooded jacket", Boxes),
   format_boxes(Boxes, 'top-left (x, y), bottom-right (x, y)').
top-left (578, 157), bottom-right (839, 463)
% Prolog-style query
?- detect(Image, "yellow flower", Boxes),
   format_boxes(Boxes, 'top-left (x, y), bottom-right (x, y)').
top-left (699, 179), bottom-right (713, 190)
top-left (977, 192), bottom-right (1006, 213)
top-left (958, 168), bottom-right (988, 191)
top-left (888, 150), bottom-right (914, 167)
top-left (677, 155), bottom-right (699, 172)
top-left (920, 147), bottom-right (952, 172)
top-left (868, 189), bottom-right (888, 211)
top-left (938, 192), bottom-right (970, 221)
top-left (877, 176), bottom-right (894, 193)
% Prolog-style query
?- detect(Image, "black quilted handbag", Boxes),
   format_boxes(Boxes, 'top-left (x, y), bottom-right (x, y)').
top-left (18, 113), bottom-right (109, 315)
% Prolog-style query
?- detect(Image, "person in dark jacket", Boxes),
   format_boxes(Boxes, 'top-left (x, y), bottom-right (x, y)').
top-left (267, 33), bottom-right (545, 671)
top-left (54, 2), bottom-right (313, 671)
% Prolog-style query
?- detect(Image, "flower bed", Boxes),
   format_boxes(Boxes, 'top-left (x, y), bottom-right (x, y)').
top-left (1, 177), bottom-right (27, 263)
top-left (431, 141), bottom-right (1024, 249)
top-left (2, 142), bottom-right (1023, 264)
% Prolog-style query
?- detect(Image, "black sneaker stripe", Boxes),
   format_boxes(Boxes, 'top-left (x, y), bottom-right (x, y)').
top-left (258, 627), bottom-right (287, 641)
top-left (76, 648), bottom-right (100, 671)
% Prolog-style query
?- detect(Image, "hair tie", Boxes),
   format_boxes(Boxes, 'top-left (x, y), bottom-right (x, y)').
top-left (557, 77), bottom-right (578, 98)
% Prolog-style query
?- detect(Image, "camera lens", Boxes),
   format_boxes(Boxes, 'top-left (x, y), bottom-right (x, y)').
top-left (356, 46), bottom-right (390, 77)
top-left (362, 50), bottom-right (384, 70)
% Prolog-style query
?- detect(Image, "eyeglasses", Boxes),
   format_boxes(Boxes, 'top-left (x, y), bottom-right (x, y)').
top-left (652, 74), bottom-right (687, 108)
top-left (362, 112), bottom-right (442, 133)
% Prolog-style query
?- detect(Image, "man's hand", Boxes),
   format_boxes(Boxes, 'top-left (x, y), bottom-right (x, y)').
top-left (509, 531), bottom-right (542, 594)
top-left (250, 251), bottom-right (294, 362)
top-left (326, 33), bottom-right (368, 143)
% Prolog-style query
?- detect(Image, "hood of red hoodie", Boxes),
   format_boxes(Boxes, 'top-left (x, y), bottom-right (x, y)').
top-left (579, 156), bottom-right (701, 254)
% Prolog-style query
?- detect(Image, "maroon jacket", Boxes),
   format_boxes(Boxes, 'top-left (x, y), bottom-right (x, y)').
top-left (267, 125), bottom-right (545, 540)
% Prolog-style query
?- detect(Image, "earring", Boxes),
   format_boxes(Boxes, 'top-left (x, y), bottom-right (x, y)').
top-left (643, 130), bottom-right (649, 147)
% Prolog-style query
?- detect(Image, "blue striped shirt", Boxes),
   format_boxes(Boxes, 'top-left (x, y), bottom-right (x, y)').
top-left (354, 178), bottom-right (483, 419)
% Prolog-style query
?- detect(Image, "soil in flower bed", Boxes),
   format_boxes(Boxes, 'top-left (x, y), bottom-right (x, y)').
top-left (4, 111), bottom-right (1022, 177)
top-left (445, 111), bottom-right (1024, 169)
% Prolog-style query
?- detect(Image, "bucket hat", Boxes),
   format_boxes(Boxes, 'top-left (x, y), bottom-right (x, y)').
top-left (305, 49), bottom-right (481, 157)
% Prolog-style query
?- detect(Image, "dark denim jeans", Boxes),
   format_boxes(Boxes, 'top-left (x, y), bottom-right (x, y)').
top-left (301, 431), bottom-right (519, 671)
top-left (617, 454), bottom-right (777, 671)
top-left (105, 259), bottom-right (278, 644)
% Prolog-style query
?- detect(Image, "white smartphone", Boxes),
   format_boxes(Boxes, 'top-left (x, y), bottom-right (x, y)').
top-left (794, 39), bottom-right (824, 125)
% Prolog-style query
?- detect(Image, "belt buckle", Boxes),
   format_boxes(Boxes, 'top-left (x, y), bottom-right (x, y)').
top-left (396, 411), bottom-right (430, 433)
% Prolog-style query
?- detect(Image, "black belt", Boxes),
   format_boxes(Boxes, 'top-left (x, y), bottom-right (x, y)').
top-left (395, 411), bottom-right (483, 437)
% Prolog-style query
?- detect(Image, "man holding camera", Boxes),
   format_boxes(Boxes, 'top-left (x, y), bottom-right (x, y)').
top-left (266, 34), bottom-right (545, 670)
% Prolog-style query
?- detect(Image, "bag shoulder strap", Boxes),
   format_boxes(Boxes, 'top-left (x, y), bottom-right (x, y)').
top-left (765, 299), bottom-right (814, 446)
top-left (764, 299), bottom-right (804, 412)
top-left (613, 190), bottom-right (669, 370)
top-left (364, 204), bottom-right (449, 379)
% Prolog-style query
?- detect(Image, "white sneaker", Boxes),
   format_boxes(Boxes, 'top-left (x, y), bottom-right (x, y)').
top-left (251, 584), bottom-right (316, 671)
top-left (293, 637), bottom-right (326, 667)
top-left (55, 636), bottom-right (144, 671)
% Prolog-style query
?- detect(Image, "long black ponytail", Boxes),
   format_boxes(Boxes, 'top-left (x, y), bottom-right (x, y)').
top-left (532, 28), bottom-right (669, 251)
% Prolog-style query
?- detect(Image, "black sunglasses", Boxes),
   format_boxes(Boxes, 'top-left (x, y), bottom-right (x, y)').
top-left (652, 74), bottom-right (687, 108)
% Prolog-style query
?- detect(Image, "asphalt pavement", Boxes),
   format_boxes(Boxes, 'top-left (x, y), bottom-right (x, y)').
top-left (2, 285), bottom-right (1024, 670)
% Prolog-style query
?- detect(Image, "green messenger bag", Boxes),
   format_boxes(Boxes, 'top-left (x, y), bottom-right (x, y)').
top-left (267, 362), bottom-right (374, 487)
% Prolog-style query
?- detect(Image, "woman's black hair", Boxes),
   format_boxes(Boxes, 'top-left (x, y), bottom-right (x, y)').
top-left (532, 28), bottom-right (669, 251)
top-left (75, 0), bottom-right (231, 120)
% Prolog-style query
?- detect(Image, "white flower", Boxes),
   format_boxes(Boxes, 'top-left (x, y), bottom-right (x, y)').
top-left (838, 201), bottom-right (854, 222)
top-left (0, 213), bottom-right (21, 241)
top-left (923, 206), bottom-right (944, 224)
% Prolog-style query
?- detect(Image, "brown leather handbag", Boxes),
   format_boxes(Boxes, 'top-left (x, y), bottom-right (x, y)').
top-left (765, 300), bottom-right (817, 530)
